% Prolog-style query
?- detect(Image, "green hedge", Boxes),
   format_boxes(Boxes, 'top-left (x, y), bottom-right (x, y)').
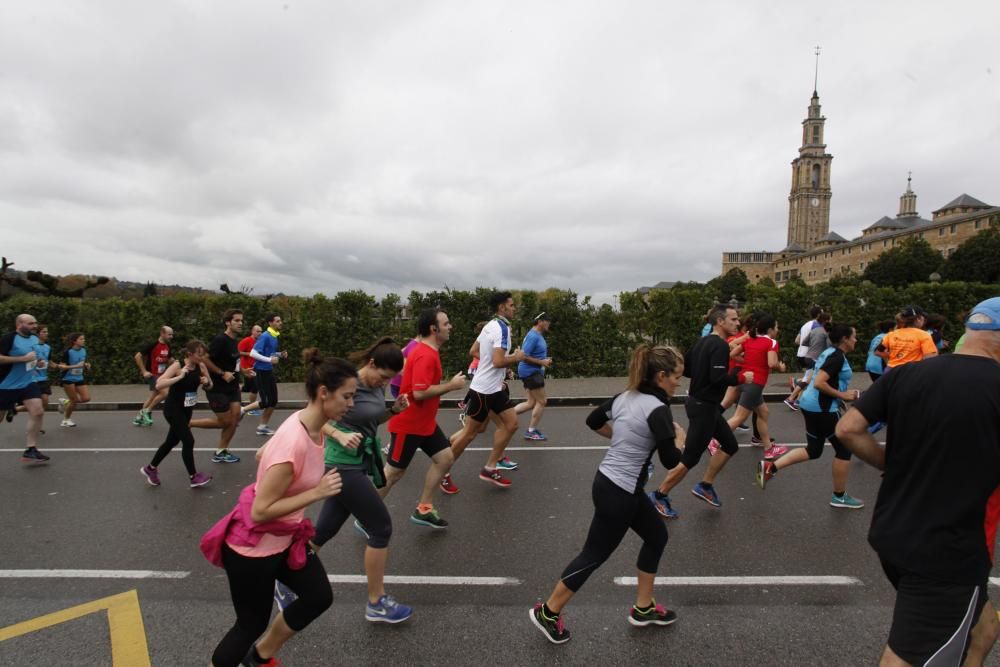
top-left (1, 281), bottom-right (995, 383)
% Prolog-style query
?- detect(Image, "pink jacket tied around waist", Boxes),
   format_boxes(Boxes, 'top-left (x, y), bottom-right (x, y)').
top-left (200, 484), bottom-right (316, 569)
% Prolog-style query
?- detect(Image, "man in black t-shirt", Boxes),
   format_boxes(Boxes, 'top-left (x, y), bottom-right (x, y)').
top-left (651, 304), bottom-right (752, 513)
top-left (189, 309), bottom-right (244, 464)
top-left (836, 296), bottom-right (1000, 666)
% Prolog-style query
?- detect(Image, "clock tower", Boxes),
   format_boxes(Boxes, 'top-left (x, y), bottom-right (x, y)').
top-left (787, 49), bottom-right (832, 250)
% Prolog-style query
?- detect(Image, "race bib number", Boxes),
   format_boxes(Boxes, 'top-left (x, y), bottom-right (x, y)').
top-left (68, 368), bottom-right (83, 377)
top-left (184, 391), bottom-right (198, 407)
top-left (25, 361), bottom-right (35, 371)
top-left (37, 360), bottom-right (48, 370)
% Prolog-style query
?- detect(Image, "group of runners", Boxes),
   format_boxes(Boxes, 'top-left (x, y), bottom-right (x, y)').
top-left (2, 292), bottom-right (998, 666)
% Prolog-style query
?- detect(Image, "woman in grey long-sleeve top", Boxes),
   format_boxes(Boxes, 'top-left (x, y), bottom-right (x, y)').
top-left (528, 344), bottom-right (687, 644)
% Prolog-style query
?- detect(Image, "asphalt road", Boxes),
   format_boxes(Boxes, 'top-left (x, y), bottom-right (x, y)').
top-left (1, 406), bottom-right (997, 666)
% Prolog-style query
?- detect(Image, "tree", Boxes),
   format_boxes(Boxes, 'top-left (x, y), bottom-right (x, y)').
top-left (0, 257), bottom-right (109, 300)
top-left (861, 237), bottom-right (944, 288)
top-left (708, 268), bottom-right (749, 303)
top-left (940, 225), bottom-right (1000, 283)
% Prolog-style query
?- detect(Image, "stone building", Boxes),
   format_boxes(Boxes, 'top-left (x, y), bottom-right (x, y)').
top-left (721, 89), bottom-right (998, 285)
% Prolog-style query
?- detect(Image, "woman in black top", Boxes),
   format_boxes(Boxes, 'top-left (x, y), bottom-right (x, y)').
top-left (140, 339), bottom-right (213, 488)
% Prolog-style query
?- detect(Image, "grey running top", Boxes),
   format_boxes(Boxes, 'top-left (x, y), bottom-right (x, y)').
top-left (587, 388), bottom-right (679, 494)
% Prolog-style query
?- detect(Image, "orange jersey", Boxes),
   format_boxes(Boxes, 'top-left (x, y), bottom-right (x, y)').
top-left (881, 327), bottom-right (937, 368)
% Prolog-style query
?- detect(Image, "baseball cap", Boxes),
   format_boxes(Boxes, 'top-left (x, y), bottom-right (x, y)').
top-left (966, 297), bottom-right (1000, 330)
top-left (533, 311), bottom-right (553, 323)
top-left (900, 304), bottom-right (926, 318)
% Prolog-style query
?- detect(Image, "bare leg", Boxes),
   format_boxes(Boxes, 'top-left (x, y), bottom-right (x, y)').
top-left (657, 462), bottom-right (690, 495)
top-left (449, 418), bottom-right (485, 461)
top-left (62, 384), bottom-right (79, 419)
top-left (545, 581), bottom-right (575, 614)
top-left (253, 613), bottom-right (296, 662)
top-left (527, 388), bottom-right (547, 430)
top-left (635, 570), bottom-right (655, 609)
top-left (964, 600), bottom-right (999, 666)
top-left (513, 396), bottom-right (535, 416)
top-left (260, 406), bottom-right (274, 427)
top-left (774, 447), bottom-right (809, 470)
top-left (727, 406), bottom-right (752, 432)
top-left (701, 450), bottom-right (732, 485)
top-left (23, 398), bottom-right (43, 448)
top-left (485, 408), bottom-right (518, 468)
top-left (419, 448), bottom-right (454, 506)
top-left (878, 644), bottom-right (912, 666)
top-left (378, 465), bottom-right (406, 499)
top-left (831, 457), bottom-right (851, 494)
top-left (364, 547), bottom-right (388, 604)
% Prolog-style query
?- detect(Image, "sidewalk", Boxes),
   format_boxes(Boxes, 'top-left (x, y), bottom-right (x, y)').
top-left (45, 372), bottom-right (872, 411)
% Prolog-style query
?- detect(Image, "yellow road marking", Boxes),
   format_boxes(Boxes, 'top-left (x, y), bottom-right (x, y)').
top-left (0, 589), bottom-right (150, 666)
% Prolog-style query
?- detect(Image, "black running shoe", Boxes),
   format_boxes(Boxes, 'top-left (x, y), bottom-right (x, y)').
top-left (21, 447), bottom-right (50, 464)
top-left (529, 603), bottom-right (570, 644)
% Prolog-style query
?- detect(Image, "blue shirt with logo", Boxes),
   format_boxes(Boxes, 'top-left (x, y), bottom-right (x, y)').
top-left (799, 346), bottom-right (852, 413)
top-left (62, 347), bottom-right (87, 383)
top-left (252, 330), bottom-right (280, 371)
top-left (865, 333), bottom-right (886, 375)
top-left (0, 333), bottom-right (41, 390)
top-left (33, 343), bottom-right (51, 382)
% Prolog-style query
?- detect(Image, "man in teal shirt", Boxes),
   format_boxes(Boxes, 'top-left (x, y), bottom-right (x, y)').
top-left (0, 314), bottom-right (49, 463)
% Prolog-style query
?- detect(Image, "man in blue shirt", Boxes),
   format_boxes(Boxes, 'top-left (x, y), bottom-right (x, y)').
top-left (514, 312), bottom-right (553, 440)
top-left (248, 314), bottom-right (287, 436)
top-left (0, 314), bottom-right (49, 463)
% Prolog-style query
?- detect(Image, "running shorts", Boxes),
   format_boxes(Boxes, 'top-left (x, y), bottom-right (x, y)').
top-left (521, 374), bottom-right (545, 390)
top-left (737, 383), bottom-right (765, 410)
top-left (0, 384), bottom-right (42, 411)
top-left (207, 383), bottom-right (241, 413)
top-left (463, 387), bottom-right (513, 423)
top-left (386, 427), bottom-right (450, 469)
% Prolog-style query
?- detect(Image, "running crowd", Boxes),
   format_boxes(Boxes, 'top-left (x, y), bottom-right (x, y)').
top-left (1, 292), bottom-right (998, 667)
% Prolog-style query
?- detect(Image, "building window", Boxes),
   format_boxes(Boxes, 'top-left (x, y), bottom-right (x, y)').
top-left (950, 224), bottom-right (956, 234)
top-left (975, 220), bottom-right (981, 230)
top-left (859, 262), bottom-right (865, 270)
top-left (811, 164), bottom-right (821, 189)
top-left (883, 240), bottom-right (888, 248)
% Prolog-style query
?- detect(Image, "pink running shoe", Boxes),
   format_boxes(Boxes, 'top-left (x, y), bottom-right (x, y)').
top-left (763, 445), bottom-right (789, 461)
top-left (707, 438), bottom-right (720, 456)
top-left (189, 472), bottom-right (213, 488)
top-left (440, 473), bottom-right (460, 495)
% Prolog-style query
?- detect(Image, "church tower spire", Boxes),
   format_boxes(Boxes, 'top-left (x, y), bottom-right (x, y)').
top-left (786, 46), bottom-right (833, 250)
top-left (897, 171), bottom-right (918, 218)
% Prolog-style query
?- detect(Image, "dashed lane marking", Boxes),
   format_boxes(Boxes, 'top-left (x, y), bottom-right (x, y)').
top-left (614, 575), bottom-right (864, 586)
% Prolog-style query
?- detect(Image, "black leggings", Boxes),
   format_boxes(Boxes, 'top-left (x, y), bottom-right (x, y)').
top-left (150, 407), bottom-right (195, 475)
top-left (559, 471), bottom-right (668, 592)
top-left (256, 370), bottom-right (278, 409)
top-left (313, 467), bottom-right (392, 549)
top-left (212, 544), bottom-right (333, 667)
top-left (802, 410), bottom-right (851, 460)
top-left (682, 396), bottom-right (738, 468)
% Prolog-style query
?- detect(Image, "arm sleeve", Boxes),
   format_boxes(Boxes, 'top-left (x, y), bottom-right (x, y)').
top-left (585, 396), bottom-right (616, 431)
top-left (708, 340), bottom-right (740, 386)
top-left (249, 348), bottom-right (272, 363)
top-left (647, 405), bottom-right (681, 468)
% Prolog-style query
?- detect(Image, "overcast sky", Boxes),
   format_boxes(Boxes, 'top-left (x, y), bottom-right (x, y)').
top-left (2, 1), bottom-right (997, 304)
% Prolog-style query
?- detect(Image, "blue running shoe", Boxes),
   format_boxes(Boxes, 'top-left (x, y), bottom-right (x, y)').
top-left (647, 491), bottom-right (678, 519)
top-left (830, 492), bottom-right (865, 509)
top-left (523, 429), bottom-right (547, 441)
top-left (212, 450), bottom-right (241, 464)
top-left (365, 594), bottom-right (413, 623)
top-left (274, 581), bottom-right (297, 612)
top-left (867, 421), bottom-right (885, 435)
top-left (496, 456), bottom-right (518, 471)
top-left (691, 482), bottom-right (721, 508)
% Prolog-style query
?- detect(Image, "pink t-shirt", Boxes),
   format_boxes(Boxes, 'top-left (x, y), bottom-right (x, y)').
top-left (227, 410), bottom-right (325, 557)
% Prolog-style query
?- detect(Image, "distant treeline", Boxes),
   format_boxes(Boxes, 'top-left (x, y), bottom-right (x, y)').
top-left (1, 278), bottom-right (995, 384)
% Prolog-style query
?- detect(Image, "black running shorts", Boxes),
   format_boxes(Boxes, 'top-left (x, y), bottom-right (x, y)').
top-left (462, 387), bottom-right (514, 423)
top-left (386, 427), bottom-right (450, 469)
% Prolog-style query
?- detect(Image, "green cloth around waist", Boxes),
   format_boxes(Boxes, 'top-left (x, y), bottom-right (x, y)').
top-left (323, 423), bottom-right (385, 487)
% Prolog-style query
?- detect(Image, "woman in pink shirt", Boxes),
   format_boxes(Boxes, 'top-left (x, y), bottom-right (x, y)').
top-left (208, 348), bottom-right (356, 667)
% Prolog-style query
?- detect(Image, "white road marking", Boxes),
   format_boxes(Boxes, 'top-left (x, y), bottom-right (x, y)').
top-left (0, 444), bottom-right (814, 453)
top-left (0, 569), bottom-right (189, 579)
top-left (329, 575), bottom-right (519, 586)
top-left (614, 575), bottom-right (863, 586)
top-left (990, 577), bottom-right (1000, 587)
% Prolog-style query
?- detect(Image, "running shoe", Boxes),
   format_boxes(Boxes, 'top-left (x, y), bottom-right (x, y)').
top-left (691, 482), bottom-right (721, 508)
top-left (523, 429), bottom-right (547, 441)
top-left (58, 398), bottom-right (69, 413)
top-left (5, 410), bottom-right (15, 422)
top-left (479, 467), bottom-right (512, 488)
top-left (750, 436), bottom-right (775, 447)
top-left (274, 581), bottom-right (297, 612)
top-left (60, 419), bottom-right (76, 427)
top-left (143, 411), bottom-right (154, 426)
top-left (410, 507), bottom-right (448, 529)
top-left (529, 603), bottom-right (570, 644)
top-left (707, 438), bottom-right (720, 456)
top-left (647, 491), bottom-right (678, 519)
top-left (212, 450), bottom-right (241, 464)
top-left (867, 421), bottom-right (885, 435)
top-left (189, 472), bottom-right (212, 488)
top-left (762, 444), bottom-right (789, 460)
top-left (439, 473), bottom-right (460, 495)
top-left (20, 447), bottom-right (50, 464)
top-left (734, 423), bottom-right (750, 433)
top-left (245, 408), bottom-right (262, 416)
top-left (353, 519), bottom-right (370, 539)
top-left (783, 398), bottom-right (799, 411)
top-left (829, 493), bottom-right (865, 509)
top-left (628, 600), bottom-right (678, 627)
top-left (756, 460), bottom-right (775, 489)
top-left (131, 414), bottom-right (145, 427)
top-left (496, 456), bottom-right (519, 470)
top-left (241, 650), bottom-right (282, 667)
top-left (365, 594), bottom-right (413, 624)
top-left (255, 425), bottom-right (275, 436)
top-left (140, 465), bottom-right (160, 486)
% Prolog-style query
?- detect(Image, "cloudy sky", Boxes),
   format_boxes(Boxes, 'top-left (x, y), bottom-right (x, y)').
top-left (2, 1), bottom-right (997, 303)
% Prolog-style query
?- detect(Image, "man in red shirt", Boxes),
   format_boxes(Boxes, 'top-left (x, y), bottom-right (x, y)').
top-left (382, 308), bottom-right (467, 529)
top-left (237, 324), bottom-right (262, 415)
top-left (132, 325), bottom-right (173, 426)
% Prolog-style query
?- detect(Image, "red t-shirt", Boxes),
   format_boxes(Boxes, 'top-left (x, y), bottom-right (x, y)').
top-left (740, 335), bottom-right (778, 387)
top-left (726, 334), bottom-right (745, 372)
top-left (238, 336), bottom-right (257, 370)
top-left (143, 341), bottom-right (172, 378)
top-left (986, 486), bottom-right (1000, 563)
top-left (388, 342), bottom-right (442, 436)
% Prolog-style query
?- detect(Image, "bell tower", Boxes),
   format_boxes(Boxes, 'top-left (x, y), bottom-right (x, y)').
top-left (787, 47), bottom-right (833, 250)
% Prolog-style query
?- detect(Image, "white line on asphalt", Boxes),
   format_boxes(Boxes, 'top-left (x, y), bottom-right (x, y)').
top-left (614, 576), bottom-right (863, 586)
top-left (0, 569), bottom-right (190, 579)
top-left (990, 577), bottom-right (1000, 587)
top-left (329, 575), bottom-right (520, 586)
